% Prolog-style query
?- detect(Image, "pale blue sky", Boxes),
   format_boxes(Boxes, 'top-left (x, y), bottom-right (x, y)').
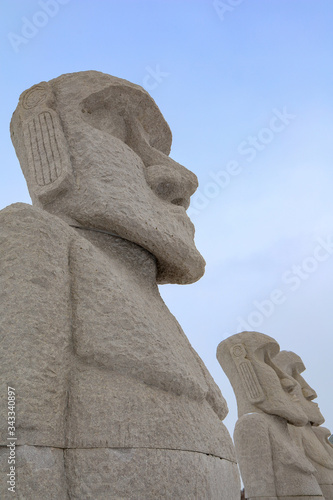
top-left (1, 0), bottom-right (333, 436)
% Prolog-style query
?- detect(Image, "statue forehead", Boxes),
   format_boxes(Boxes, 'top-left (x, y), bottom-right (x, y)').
top-left (49, 70), bottom-right (172, 155)
top-left (275, 351), bottom-right (305, 375)
top-left (50, 71), bottom-right (145, 103)
top-left (218, 331), bottom-right (280, 358)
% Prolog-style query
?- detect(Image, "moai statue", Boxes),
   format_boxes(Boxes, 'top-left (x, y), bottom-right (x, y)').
top-left (0, 71), bottom-right (240, 499)
top-left (311, 427), bottom-right (333, 500)
top-left (275, 351), bottom-right (333, 500)
top-left (217, 331), bottom-right (324, 500)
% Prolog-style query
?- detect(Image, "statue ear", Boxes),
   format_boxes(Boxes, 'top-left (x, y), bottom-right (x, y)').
top-left (230, 344), bottom-right (265, 404)
top-left (18, 82), bottom-right (73, 204)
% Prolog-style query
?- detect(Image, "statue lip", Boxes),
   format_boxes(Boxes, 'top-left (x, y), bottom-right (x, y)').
top-left (171, 198), bottom-right (190, 210)
top-left (169, 204), bottom-right (188, 215)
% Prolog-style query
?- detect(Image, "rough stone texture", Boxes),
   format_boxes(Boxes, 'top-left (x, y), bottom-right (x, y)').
top-left (275, 351), bottom-right (333, 499)
top-left (217, 331), bottom-right (324, 499)
top-left (10, 71), bottom-right (205, 285)
top-left (289, 425), bottom-right (333, 500)
top-left (234, 413), bottom-right (323, 500)
top-left (1, 71), bottom-right (240, 498)
top-left (0, 446), bottom-right (68, 499)
top-left (65, 448), bottom-right (240, 500)
top-left (274, 351), bottom-right (325, 427)
top-left (311, 427), bottom-right (333, 500)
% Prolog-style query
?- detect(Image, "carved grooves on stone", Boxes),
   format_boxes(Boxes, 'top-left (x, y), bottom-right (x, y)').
top-left (27, 111), bottom-right (63, 186)
top-left (238, 362), bottom-right (263, 402)
top-left (230, 344), bottom-right (265, 404)
top-left (64, 240), bottom-right (76, 450)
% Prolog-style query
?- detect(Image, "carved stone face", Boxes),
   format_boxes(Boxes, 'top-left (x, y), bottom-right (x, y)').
top-left (11, 71), bottom-right (205, 284)
top-left (217, 332), bottom-right (309, 426)
top-left (274, 351), bottom-right (325, 426)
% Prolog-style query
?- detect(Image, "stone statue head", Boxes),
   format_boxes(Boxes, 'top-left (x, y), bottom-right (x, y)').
top-left (217, 331), bottom-right (309, 426)
top-left (10, 70), bottom-right (205, 284)
top-left (274, 351), bottom-right (325, 426)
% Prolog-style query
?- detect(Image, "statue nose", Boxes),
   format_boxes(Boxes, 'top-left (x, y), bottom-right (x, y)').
top-left (302, 386), bottom-right (317, 401)
top-left (125, 117), bottom-right (198, 209)
top-left (145, 163), bottom-right (198, 209)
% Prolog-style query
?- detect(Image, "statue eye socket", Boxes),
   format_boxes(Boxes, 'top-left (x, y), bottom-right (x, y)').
top-left (280, 378), bottom-right (296, 393)
top-left (80, 106), bottom-right (127, 143)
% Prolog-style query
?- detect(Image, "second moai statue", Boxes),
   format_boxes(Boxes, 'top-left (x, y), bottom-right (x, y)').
top-left (217, 331), bottom-right (324, 500)
top-left (0, 71), bottom-right (240, 499)
top-left (275, 350), bottom-right (333, 500)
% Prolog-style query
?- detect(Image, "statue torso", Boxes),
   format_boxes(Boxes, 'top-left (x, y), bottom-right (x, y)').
top-left (0, 204), bottom-right (234, 460)
top-left (65, 225), bottom-right (233, 458)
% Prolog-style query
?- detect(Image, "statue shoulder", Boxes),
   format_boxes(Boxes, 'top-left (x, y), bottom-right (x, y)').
top-left (0, 203), bottom-right (73, 283)
top-left (0, 203), bottom-right (73, 249)
top-left (235, 412), bottom-right (269, 433)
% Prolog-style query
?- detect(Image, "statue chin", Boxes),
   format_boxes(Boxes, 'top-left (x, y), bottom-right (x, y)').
top-left (48, 194), bottom-right (206, 285)
top-left (156, 246), bottom-right (206, 285)
top-left (127, 211), bottom-right (206, 285)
